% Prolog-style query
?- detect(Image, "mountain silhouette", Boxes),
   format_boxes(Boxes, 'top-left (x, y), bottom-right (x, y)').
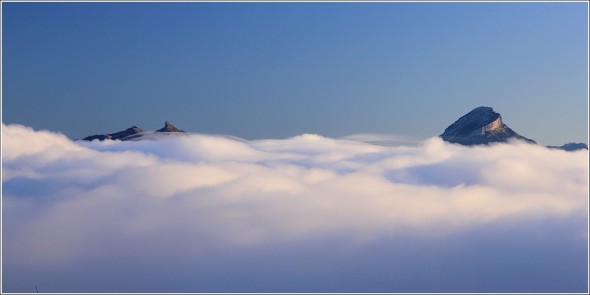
top-left (78, 114), bottom-right (584, 151)
top-left (81, 121), bottom-right (185, 141)
top-left (82, 126), bottom-right (143, 141)
top-left (440, 106), bottom-right (536, 146)
top-left (157, 121), bottom-right (185, 133)
top-left (546, 142), bottom-right (588, 151)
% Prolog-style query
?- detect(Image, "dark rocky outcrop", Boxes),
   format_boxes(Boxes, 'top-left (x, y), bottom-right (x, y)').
top-left (440, 106), bottom-right (536, 146)
top-left (157, 121), bottom-right (185, 133)
top-left (82, 126), bottom-right (144, 141)
top-left (82, 134), bottom-right (111, 141)
top-left (547, 142), bottom-right (588, 151)
top-left (81, 121), bottom-right (187, 141)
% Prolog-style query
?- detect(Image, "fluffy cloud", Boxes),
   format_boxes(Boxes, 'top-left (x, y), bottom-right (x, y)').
top-left (338, 133), bottom-right (422, 146)
top-left (2, 123), bottom-right (588, 292)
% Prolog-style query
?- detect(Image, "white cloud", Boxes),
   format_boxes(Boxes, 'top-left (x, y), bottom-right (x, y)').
top-left (339, 133), bottom-right (422, 146)
top-left (2, 123), bottom-right (588, 292)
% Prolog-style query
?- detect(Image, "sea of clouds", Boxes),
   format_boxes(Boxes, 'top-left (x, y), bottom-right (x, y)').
top-left (2, 123), bottom-right (588, 292)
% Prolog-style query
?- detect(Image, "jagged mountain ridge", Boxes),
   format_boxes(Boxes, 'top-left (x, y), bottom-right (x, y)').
top-left (82, 121), bottom-right (185, 141)
top-left (82, 126), bottom-right (144, 141)
top-left (440, 106), bottom-right (536, 146)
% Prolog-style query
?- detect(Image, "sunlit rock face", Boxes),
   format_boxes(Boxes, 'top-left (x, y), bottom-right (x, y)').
top-left (482, 116), bottom-right (503, 133)
top-left (440, 106), bottom-right (536, 146)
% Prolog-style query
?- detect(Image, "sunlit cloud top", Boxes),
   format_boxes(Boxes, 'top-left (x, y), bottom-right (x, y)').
top-left (2, 123), bottom-right (588, 292)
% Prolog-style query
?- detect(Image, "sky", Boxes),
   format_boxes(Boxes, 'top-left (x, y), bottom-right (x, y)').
top-left (1, 2), bottom-right (588, 145)
top-left (2, 123), bottom-right (588, 293)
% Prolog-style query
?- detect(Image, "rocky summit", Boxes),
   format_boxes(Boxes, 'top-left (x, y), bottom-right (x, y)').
top-left (440, 106), bottom-right (536, 146)
top-left (157, 121), bottom-right (185, 133)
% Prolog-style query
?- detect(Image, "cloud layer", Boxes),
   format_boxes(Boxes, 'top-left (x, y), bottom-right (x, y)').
top-left (2, 123), bottom-right (588, 292)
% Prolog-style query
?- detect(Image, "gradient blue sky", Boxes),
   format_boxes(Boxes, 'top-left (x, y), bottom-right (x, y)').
top-left (2, 2), bottom-right (588, 145)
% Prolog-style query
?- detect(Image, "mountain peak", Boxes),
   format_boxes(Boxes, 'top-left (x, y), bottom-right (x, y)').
top-left (82, 125), bottom-right (144, 141)
top-left (440, 106), bottom-right (536, 146)
top-left (157, 121), bottom-right (185, 133)
top-left (81, 121), bottom-right (186, 141)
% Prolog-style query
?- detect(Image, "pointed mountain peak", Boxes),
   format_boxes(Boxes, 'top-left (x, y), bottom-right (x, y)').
top-left (157, 121), bottom-right (185, 133)
top-left (440, 106), bottom-right (536, 146)
top-left (457, 106), bottom-right (501, 129)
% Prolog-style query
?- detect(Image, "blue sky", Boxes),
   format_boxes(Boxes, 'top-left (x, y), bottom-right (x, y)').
top-left (2, 2), bottom-right (588, 145)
